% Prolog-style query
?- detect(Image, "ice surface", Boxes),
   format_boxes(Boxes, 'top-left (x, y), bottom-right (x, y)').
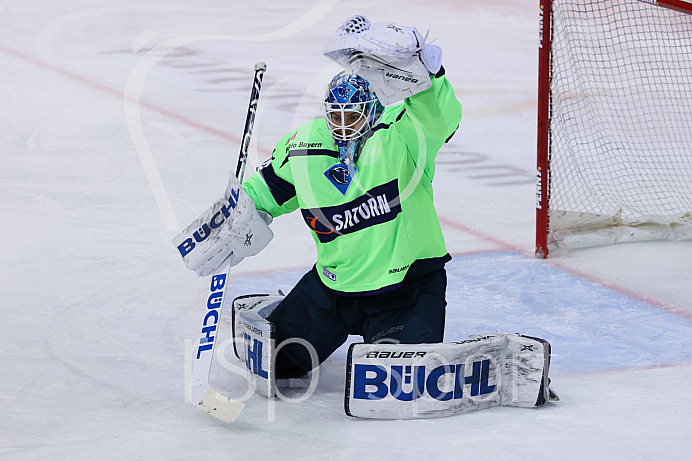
top-left (2, 0), bottom-right (692, 459)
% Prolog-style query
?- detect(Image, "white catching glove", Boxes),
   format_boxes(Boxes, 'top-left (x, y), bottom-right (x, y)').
top-left (172, 173), bottom-right (273, 277)
top-left (324, 16), bottom-right (443, 106)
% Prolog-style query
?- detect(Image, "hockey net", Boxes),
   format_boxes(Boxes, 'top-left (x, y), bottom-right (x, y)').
top-left (536, 0), bottom-right (692, 257)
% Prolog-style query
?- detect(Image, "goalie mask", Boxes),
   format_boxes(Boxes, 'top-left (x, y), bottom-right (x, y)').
top-left (324, 71), bottom-right (383, 145)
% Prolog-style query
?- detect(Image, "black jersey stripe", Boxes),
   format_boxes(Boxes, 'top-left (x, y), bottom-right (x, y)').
top-left (259, 162), bottom-right (296, 207)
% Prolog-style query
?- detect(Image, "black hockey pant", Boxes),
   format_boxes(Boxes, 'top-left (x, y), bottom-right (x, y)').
top-left (267, 268), bottom-right (447, 378)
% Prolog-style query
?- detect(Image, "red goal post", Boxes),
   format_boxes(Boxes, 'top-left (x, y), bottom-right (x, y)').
top-left (643, 0), bottom-right (692, 14)
top-left (536, 0), bottom-right (692, 258)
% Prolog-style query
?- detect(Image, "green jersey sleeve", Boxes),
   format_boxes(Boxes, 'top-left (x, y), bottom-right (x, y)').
top-left (390, 71), bottom-right (462, 181)
top-left (243, 131), bottom-right (300, 218)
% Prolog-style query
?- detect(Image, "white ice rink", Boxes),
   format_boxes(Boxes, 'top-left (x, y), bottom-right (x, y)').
top-left (2, 0), bottom-right (692, 459)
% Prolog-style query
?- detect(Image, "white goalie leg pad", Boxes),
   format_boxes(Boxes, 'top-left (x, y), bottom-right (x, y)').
top-left (345, 333), bottom-right (552, 419)
top-left (231, 294), bottom-right (283, 398)
top-left (502, 334), bottom-right (552, 407)
top-left (231, 294), bottom-right (283, 359)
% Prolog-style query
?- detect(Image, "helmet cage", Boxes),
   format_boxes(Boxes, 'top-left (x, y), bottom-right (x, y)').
top-left (324, 99), bottom-right (379, 142)
top-left (324, 72), bottom-right (381, 143)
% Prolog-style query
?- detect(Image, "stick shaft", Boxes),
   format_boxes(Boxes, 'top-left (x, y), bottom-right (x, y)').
top-left (235, 62), bottom-right (267, 182)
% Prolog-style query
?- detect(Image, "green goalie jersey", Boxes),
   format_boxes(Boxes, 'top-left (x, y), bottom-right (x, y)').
top-left (243, 71), bottom-right (462, 295)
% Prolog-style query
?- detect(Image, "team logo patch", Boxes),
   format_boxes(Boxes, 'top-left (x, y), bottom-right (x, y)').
top-left (324, 164), bottom-right (356, 195)
top-left (329, 166), bottom-right (350, 185)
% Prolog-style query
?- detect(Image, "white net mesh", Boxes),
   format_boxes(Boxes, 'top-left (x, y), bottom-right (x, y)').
top-left (547, 0), bottom-right (692, 247)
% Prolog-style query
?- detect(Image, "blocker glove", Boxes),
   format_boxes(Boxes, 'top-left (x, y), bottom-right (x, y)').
top-left (172, 173), bottom-right (273, 277)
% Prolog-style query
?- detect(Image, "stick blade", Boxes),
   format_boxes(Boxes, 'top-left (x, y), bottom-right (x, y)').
top-left (197, 386), bottom-right (245, 423)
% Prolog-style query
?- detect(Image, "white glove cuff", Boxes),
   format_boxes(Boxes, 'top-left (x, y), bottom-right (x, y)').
top-left (420, 44), bottom-right (442, 74)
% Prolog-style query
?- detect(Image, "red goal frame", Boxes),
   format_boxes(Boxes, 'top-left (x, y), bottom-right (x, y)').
top-left (535, 0), bottom-right (692, 258)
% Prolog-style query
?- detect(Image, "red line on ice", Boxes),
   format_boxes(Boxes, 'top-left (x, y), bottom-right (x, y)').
top-left (439, 215), bottom-right (692, 321)
top-left (0, 43), bottom-right (242, 144)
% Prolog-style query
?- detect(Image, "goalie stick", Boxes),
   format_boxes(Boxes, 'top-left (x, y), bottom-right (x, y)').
top-left (236, 61), bottom-right (267, 183)
top-left (189, 62), bottom-right (267, 423)
top-left (189, 268), bottom-right (244, 423)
